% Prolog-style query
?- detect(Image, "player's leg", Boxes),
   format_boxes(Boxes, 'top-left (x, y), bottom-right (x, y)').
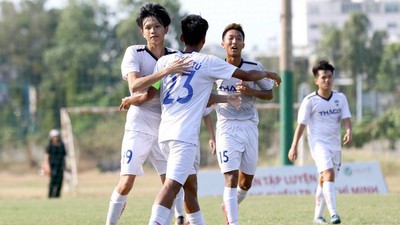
top-left (216, 122), bottom-right (243, 225)
top-left (237, 171), bottom-right (253, 204)
top-left (322, 168), bottom-right (338, 221)
top-left (316, 150), bottom-right (341, 224)
top-left (149, 178), bottom-right (181, 225)
top-left (184, 174), bottom-right (206, 224)
top-left (149, 141), bottom-right (200, 225)
top-left (106, 175), bottom-right (136, 225)
top-left (237, 122), bottom-right (258, 205)
top-left (106, 131), bottom-right (153, 225)
top-left (223, 170), bottom-right (239, 225)
top-left (313, 174), bottom-right (327, 224)
top-left (174, 188), bottom-right (185, 225)
top-left (148, 141), bottom-right (177, 225)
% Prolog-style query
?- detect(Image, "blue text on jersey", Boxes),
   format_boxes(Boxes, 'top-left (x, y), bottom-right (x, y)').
top-left (318, 108), bottom-right (341, 116)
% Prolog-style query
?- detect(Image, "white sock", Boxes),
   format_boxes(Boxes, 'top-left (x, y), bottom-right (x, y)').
top-left (187, 211), bottom-right (206, 225)
top-left (106, 189), bottom-right (128, 225)
top-left (314, 185), bottom-right (326, 220)
top-left (223, 187), bottom-right (239, 225)
top-left (237, 187), bottom-right (248, 204)
top-left (322, 181), bottom-right (337, 216)
top-left (148, 204), bottom-right (171, 225)
top-left (174, 188), bottom-right (184, 217)
top-left (165, 200), bottom-right (176, 225)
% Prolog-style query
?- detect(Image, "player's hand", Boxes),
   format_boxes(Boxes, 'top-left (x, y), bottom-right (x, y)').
top-left (119, 96), bottom-right (131, 110)
top-left (288, 147), bottom-right (297, 163)
top-left (343, 132), bottom-right (352, 146)
top-left (166, 56), bottom-right (193, 75)
top-left (227, 94), bottom-right (242, 110)
top-left (209, 139), bottom-right (216, 155)
top-left (267, 71), bottom-right (281, 87)
top-left (236, 80), bottom-right (252, 95)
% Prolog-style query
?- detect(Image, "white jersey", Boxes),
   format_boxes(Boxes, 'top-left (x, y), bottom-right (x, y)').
top-left (215, 59), bottom-right (274, 123)
top-left (203, 107), bottom-right (213, 117)
top-left (120, 45), bottom-right (176, 135)
top-left (298, 91), bottom-right (351, 152)
top-left (155, 51), bottom-right (237, 146)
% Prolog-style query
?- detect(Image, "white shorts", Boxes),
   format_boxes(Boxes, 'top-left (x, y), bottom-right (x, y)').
top-left (216, 120), bottom-right (258, 175)
top-left (160, 140), bottom-right (198, 185)
top-left (120, 130), bottom-right (167, 176)
top-left (311, 147), bottom-right (341, 176)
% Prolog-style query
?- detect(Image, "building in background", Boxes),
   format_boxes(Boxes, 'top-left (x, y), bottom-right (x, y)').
top-left (307, 0), bottom-right (400, 45)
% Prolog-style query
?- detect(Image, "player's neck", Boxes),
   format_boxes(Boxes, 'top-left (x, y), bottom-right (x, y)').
top-left (146, 43), bottom-right (165, 58)
top-left (183, 46), bottom-right (200, 53)
top-left (317, 89), bottom-right (332, 98)
top-left (183, 41), bottom-right (204, 53)
top-left (226, 56), bottom-right (241, 67)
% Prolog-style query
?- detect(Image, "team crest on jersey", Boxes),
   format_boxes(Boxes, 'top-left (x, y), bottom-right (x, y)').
top-left (334, 100), bottom-right (339, 106)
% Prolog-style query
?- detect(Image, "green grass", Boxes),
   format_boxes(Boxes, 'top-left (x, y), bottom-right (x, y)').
top-left (1, 148), bottom-right (399, 225)
top-left (1, 194), bottom-right (400, 225)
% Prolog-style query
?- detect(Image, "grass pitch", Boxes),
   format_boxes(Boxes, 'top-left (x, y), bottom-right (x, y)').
top-left (1, 167), bottom-right (399, 225)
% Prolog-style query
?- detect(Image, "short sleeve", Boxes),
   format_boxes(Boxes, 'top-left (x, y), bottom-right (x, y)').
top-left (297, 97), bottom-right (312, 125)
top-left (121, 46), bottom-right (141, 80)
top-left (340, 94), bottom-right (351, 119)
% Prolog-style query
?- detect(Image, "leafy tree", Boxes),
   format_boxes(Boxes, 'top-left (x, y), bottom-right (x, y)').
top-left (365, 30), bottom-right (387, 89)
top-left (316, 24), bottom-right (342, 65)
top-left (376, 43), bottom-right (400, 93)
top-left (0, 0), bottom-right (58, 152)
top-left (373, 108), bottom-right (400, 150)
top-left (40, 0), bottom-right (120, 132)
top-left (341, 12), bottom-right (370, 76)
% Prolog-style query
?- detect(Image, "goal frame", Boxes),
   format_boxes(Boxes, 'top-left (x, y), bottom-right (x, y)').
top-left (60, 107), bottom-right (121, 194)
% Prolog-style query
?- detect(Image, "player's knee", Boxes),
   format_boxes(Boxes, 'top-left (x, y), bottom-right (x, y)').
top-left (224, 171), bottom-right (239, 187)
top-left (322, 169), bottom-right (335, 182)
top-left (183, 182), bottom-right (197, 196)
top-left (239, 182), bottom-right (252, 191)
top-left (117, 179), bottom-right (134, 194)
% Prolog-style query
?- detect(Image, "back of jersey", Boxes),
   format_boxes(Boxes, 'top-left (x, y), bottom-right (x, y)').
top-left (155, 51), bottom-right (236, 145)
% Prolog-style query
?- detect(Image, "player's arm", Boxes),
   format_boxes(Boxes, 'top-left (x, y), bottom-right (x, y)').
top-left (232, 69), bottom-right (281, 86)
top-left (203, 114), bottom-right (216, 155)
top-left (207, 93), bottom-right (242, 110)
top-left (236, 80), bottom-right (273, 100)
top-left (128, 57), bottom-right (192, 93)
top-left (288, 123), bottom-right (306, 163)
top-left (119, 87), bottom-right (158, 110)
top-left (342, 118), bottom-right (352, 145)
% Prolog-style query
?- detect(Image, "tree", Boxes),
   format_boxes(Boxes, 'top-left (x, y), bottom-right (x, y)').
top-left (365, 30), bottom-right (387, 89)
top-left (373, 108), bottom-right (400, 150)
top-left (0, 0), bottom-right (58, 155)
top-left (316, 24), bottom-right (342, 65)
top-left (376, 43), bottom-right (400, 94)
top-left (341, 12), bottom-right (370, 76)
top-left (41, 0), bottom-right (120, 131)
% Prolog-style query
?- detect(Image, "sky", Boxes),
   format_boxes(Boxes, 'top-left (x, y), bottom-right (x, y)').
top-left (178, 0), bottom-right (308, 54)
top-left (7, 0), bottom-right (308, 54)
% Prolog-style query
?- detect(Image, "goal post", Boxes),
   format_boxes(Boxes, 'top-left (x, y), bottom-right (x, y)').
top-left (60, 107), bottom-right (120, 195)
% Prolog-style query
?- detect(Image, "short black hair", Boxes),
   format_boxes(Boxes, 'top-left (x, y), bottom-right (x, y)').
top-left (312, 60), bottom-right (335, 77)
top-left (181, 14), bottom-right (209, 46)
top-left (136, 3), bottom-right (171, 29)
top-left (222, 23), bottom-right (245, 40)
